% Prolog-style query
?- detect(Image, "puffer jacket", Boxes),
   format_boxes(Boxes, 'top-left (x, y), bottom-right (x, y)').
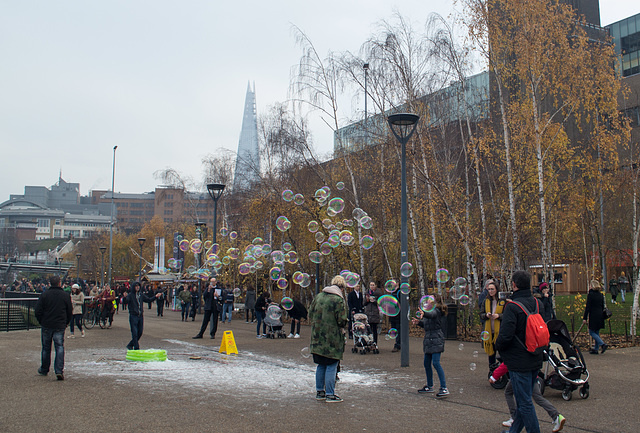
top-left (309, 286), bottom-right (348, 361)
top-left (417, 307), bottom-right (445, 354)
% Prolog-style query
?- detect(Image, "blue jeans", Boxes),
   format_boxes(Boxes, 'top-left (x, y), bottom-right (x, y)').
top-left (70, 314), bottom-right (83, 333)
top-left (423, 352), bottom-right (446, 389)
top-left (222, 303), bottom-right (233, 322)
top-left (127, 315), bottom-right (144, 350)
top-left (256, 310), bottom-right (266, 335)
top-left (316, 361), bottom-right (339, 396)
top-left (40, 327), bottom-right (65, 374)
top-left (509, 370), bottom-right (540, 433)
top-left (589, 329), bottom-right (605, 350)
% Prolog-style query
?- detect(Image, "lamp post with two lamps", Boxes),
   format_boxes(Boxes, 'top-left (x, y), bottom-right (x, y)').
top-left (387, 112), bottom-right (420, 368)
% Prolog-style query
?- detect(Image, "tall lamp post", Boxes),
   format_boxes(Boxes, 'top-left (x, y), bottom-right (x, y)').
top-left (195, 222), bottom-right (207, 312)
top-left (363, 63), bottom-right (369, 147)
top-left (137, 238), bottom-right (146, 282)
top-left (206, 183), bottom-right (226, 246)
top-left (76, 253), bottom-right (82, 286)
top-left (388, 113), bottom-right (420, 368)
top-left (99, 246), bottom-right (107, 288)
top-left (107, 145), bottom-right (118, 287)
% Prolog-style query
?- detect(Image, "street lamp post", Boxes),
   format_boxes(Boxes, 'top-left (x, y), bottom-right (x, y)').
top-left (206, 183), bottom-right (226, 246)
top-left (364, 63), bottom-right (369, 147)
top-left (137, 238), bottom-right (146, 282)
top-left (76, 253), bottom-right (82, 286)
top-left (195, 222), bottom-right (206, 312)
top-left (107, 145), bottom-right (117, 287)
top-left (388, 113), bottom-right (420, 368)
top-left (99, 246), bottom-right (107, 288)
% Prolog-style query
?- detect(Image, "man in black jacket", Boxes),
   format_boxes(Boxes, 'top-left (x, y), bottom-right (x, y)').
top-left (193, 278), bottom-right (219, 339)
top-left (35, 275), bottom-right (73, 380)
top-left (495, 270), bottom-right (544, 433)
top-left (346, 284), bottom-right (364, 339)
top-left (126, 281), bottom-right (160, 350)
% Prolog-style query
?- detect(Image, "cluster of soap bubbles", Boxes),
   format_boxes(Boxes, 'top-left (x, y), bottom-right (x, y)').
top-left (282, 189), bottom-right (305, 206)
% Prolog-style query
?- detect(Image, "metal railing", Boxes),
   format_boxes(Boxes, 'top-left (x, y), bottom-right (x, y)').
top-left (0, 297), bottom-right (40, 332)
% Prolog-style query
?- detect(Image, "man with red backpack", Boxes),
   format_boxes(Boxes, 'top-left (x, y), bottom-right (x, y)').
top-left (496, 270), bottom-right (547, 433)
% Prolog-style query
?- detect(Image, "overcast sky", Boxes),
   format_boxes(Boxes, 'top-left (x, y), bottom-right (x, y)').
top-left (1, 1), bottom-right (637, 202)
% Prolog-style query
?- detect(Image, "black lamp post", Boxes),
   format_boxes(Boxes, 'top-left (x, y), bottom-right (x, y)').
top-left (75, 253), bottom-right (82, 285)
top-left (388, 112), bottom-right (420, 368)
top-left (364, 62), bottom-right (369, 148)
top-left (195, 222), bottom-right (207, 312)
top-left (206, 183), bottom-right (225, 246)
top-left (137, 238), bottom-right (146, 282)
top-left (99, 246), bottom-right (107, 288)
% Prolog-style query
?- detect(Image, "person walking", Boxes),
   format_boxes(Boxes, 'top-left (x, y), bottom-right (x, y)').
top-left (364, 281), bottom-right (382, 346)
top-left (177, 286), bottom-right (192, 322)
top-left (254, 291), bottom-right (270, 338)
top-left (156, 287), bottom-right (165, 317)
top-left (583, 280), bottom-right (608, 354)
top-left (35, 275), bottom-right (73, 380)
top-left (193, 279), bottom-right (219, 339)
top-left (347, 284), bottom-right (364, 339)
top-left (413, 294), bottom-right (449, 398)
top-left (479, 279), bottom-right (505, 366)
top-left (126, 281), bottom-right (160, 350)
top-left (309, 275), bottom-right (348, 403)
top-left (69, 283), bottom-right (85, 338)
top-left (189, 285), bottom-right (199, 321)
top-left (244, 285), bottom-right (256, 323)
top-left (608, 275), bottom-right (619, 304)
top-left (618, 272), bottom-right (629, 303)
top-left (495, 270), bottom-right (544, 433)
top-left (221, 285), bottom-right (235, 323)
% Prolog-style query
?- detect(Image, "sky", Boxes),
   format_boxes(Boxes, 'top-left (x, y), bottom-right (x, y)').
top-left (1, 1), bottom-right (638, 202)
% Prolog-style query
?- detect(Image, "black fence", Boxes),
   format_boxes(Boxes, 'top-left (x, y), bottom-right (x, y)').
top-left (0, 297), bottom-right (40, 332)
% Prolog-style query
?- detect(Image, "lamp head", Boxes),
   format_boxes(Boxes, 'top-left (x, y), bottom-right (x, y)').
top-left (207, 183), bottom-right (226, 202)
top-left (138, 237), bottom-right (146, 248)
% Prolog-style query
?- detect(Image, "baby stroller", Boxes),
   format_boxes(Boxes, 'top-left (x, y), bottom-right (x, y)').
top-left (350, 313), bottom-right (379, 354)
top-left (264, 303), bottom-right (287, 339)
top-left (538, 319), bottom-right (590, 401)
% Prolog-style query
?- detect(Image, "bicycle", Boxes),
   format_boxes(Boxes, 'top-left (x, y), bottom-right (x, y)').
top-left (83, 301), bottom-right (103, 329)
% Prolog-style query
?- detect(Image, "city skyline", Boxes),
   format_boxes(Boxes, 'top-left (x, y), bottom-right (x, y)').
top-left (1, 1), bottom-right (637, 202)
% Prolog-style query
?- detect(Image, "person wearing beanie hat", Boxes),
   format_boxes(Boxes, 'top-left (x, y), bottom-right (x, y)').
top-left (69, 284), bottom-right (85, 338)
top-left (534, 282), bottom-right (554, 322)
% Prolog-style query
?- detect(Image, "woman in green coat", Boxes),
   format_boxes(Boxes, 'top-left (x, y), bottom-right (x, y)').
top-left (309, 275), bottom-right (348, 403)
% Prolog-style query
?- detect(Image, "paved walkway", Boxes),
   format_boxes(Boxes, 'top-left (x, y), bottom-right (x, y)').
top-left (1, 308), bottom-right (639, 432)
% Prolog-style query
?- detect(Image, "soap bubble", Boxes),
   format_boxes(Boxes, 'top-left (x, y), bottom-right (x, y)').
top-left (299, 273), bottom-right (311, 288)
top-left (419, 295), bottom-right (436, 313)
top-left (292, 271), bottom-right (304, 284)
top-left (360, 235), bottom-right (374, 250)
top-left (359, 216), bottom-right (373, 229)
top-left (377, 295), bottom-right (400, 316)
top-left (400, 262), bottom-right (414, 278)
top-left (352, 208), bottom-right (366, 221)
top-left (327, 197), bottom-right (345, 214)
top-left (271, 250), bottom-right (285, 264)
top-left (315, 232), bottom-right (325, 243)
top-left (269, 267), bottom-right (281, 281)
top-left (210, 243), bottom-right (220, 255)
top-left (459, 294), bottom-right (470, 306)
top-left (336, 181), bottom-right (345, 190)
top-left (190, 239), bottom-right (203, 254)
top-left (458, 343), bottom-right (464, 351)
top-left (293, 193), bottom-right (304, 205)
top-left (220, 227), bottom-right (228, 237)
top-left (233, 287), bottom-right (241, 297)
top-left (454, 276), bottom-right (467, 289)
top-left (320, 242), bottom-right (332, 255)
top-left (480, 330), bottom-right (491, 341)
top-left (387, 328), bottom-right (398, 339)
top-left (277, 278), bottom-right (288, 290)
top-left (308, 221), bottom-right (319, 233)
top-left (276, 216), bottom-right (291, 232)
top-left (436, 268), bottom-right (450, 283)
top-left (167, 258), bottom-right (177, 268)
top-left (384, 279), bottom-right (398, 293)
top-left (469, 363), bottom-right (477, 371)
top-left (344, 272), bottom-right (360, 288)
top-left (262, 244), bottom-right (272, 255)
top-left (179, 239), bottom-right (190, 252)
top-left (301, 347), bottom-right (310, 358)
top-left (309, 251), bottom-right (323, 264)
top-left (281, 297), bottom-right (294, 310)
top-left (222, 256), bottom-right (230, 266)
top-left (239, 263), bottom-right (251, 275)
top-left (327, 234), bottom-right (340, 248)
top-left (282, 242), bottom-right (292, 252)
top-left (473, 350), bottom-right (479, 358)
top-left (322, 218), bottom-right (332, 229)
top-left (282, 190), bottom-right (294, 202)
top-left (285, 251), bottom-right (298, 264)
top-left (229, 231), bottom-right (238, 240)
top-left (203, 240), bottom-right (212, 251)
top-left (252, 237), bottom-right (263, 245)
top-left (399, 282), bottom-right (411, 295)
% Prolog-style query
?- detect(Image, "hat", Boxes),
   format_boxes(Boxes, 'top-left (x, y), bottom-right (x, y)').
top-left (539, 282), bottom-right (549, 290)
top-left (71, 284), bottom-right (80, 289)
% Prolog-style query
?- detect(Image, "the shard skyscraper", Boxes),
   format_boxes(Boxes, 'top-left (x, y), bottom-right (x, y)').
top-left (233, 82), bottom-right (260, 191)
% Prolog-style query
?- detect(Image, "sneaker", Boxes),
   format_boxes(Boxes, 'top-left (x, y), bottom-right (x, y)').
top-left (37, 369), bottom-right (48, 376)
top-left (589, 349), bottom-right (599, 354)
top-left (67, 334), bottom-right (75, 339)
top-left (418, 385), bottom-right (434, 394)
top-left (600, 344), bottom-right (608, 354)
top-left (502, 418), bottom-right (513, 427)
top-left (245, 321), bottom-right (249, 323)
top-left (316, 390), bottom-right (326, 400)
top-left (436, 388), bottom-right (450, 398)
top-left (552, 414), bottom-right (566, 432)
top-left (287, 333), bottom-right (294, 338)
top-left (294, 334), bottom-right (300, 339)
top-left (56, 373), bottom-right (64, 381)
top-left (256, 335), bottom-right (262, 339)
top-left (81, 331), bottom-right (85, 337)
top-left (325, 394), bottom-right (343, 403)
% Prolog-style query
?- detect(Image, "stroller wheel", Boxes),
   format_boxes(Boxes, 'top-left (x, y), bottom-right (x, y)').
top-left (373, 349), bottom-right (379, 354)
top-left (360, 349), bottom-right (366, 355)
top-left (579, 385), bottom-right (589, 399)
top-left (562, 388), bottom-right (572, 401)
top-left (352, 347), bottom-right (357, 353)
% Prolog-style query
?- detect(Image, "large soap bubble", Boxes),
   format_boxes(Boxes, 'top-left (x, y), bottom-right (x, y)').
top-left (282, 190), bottom-right (294, 202)
top-left (377, 295), bottom-right (400, 316)
top-left (400, 262), bottom-right (414, 278)
top-left (436, 268), bottom-right (450, 283)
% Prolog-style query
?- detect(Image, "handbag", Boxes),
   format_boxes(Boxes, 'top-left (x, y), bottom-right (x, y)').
top-left (603, 307), bottom-right (613, 319)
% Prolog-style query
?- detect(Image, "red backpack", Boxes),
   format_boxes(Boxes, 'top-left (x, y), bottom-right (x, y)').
top-left (510, 300), bottom-right (550, 355)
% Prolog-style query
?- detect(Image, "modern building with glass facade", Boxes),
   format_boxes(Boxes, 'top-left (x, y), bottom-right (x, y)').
top-left (607, 13), bottom-right (640, 78)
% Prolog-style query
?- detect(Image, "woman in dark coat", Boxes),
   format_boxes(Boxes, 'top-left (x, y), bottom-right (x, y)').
top-left (535, 282), bottom-right (555, 323)
top-left (583, 280), bottom-right (607, 354)
top-left (364, 282), bottom-right (382, 345)
top-left (412, 294), bottom-right (449, 398)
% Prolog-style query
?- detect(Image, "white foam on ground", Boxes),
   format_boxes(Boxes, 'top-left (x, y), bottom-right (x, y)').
top-left (68, 339), bottom-right (384, 399)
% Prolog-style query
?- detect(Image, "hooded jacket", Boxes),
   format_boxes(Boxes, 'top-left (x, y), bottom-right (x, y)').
top-left (309, 285), bottom-right (348, 361)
